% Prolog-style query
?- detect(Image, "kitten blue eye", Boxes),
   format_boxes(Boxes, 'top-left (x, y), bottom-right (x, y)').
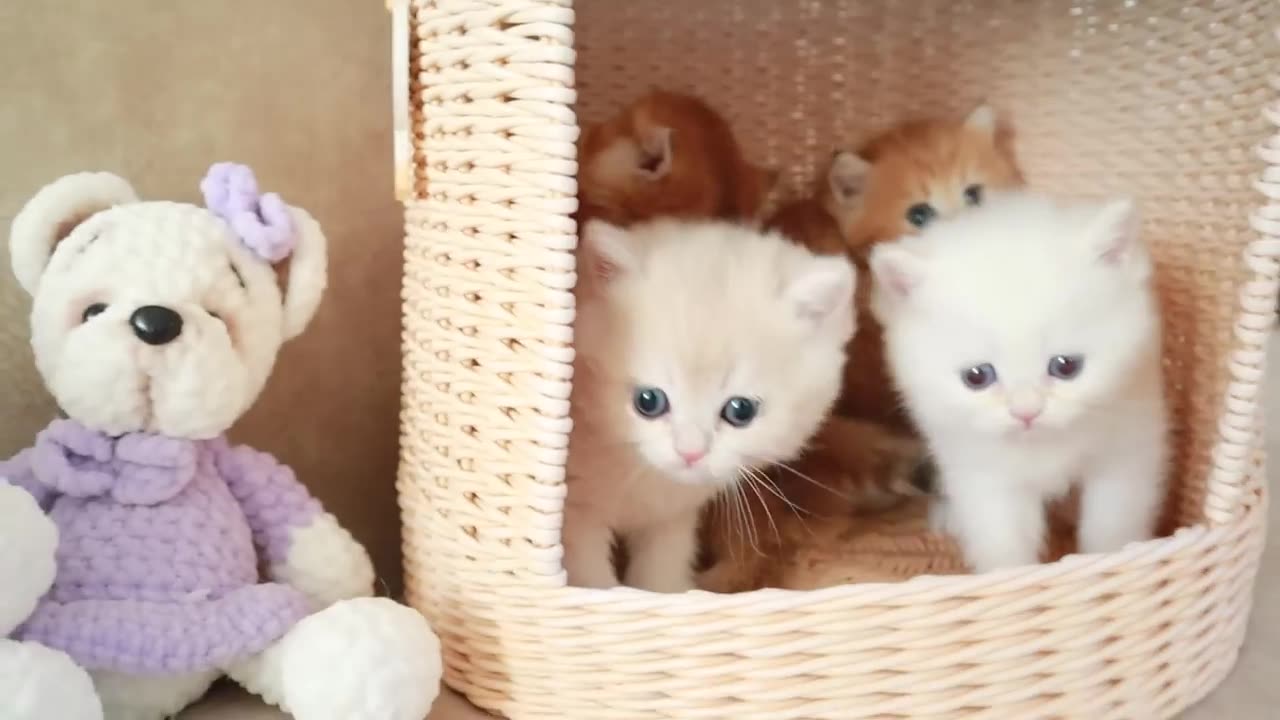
top-left (1048, 354), bottom-right (1085, 380)
top-left (906, 203), bottom-right (937, 228)
top-left (720, 396), bottom-right (759, 427)
top-left (633, 387), bottom-right (669, 418)
top-left (961, 363), bottom-right (997, 390)
top-left (964, 184), bottom-right (983, 206)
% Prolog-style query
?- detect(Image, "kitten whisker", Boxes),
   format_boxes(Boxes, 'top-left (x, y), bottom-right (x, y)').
top-left (714, 490), bottom-right (742, 562)
top-left (752, 470), bottom-right (816, 539)
top-left (764, 459), bottom-right (857, 502)
top-left (740, 471), bottom-right (781, 547)
top-left (733, 478), bottom-right (763, 557)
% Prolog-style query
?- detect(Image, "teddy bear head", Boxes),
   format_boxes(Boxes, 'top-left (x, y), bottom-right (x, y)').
top-left (8, 163), bottom-right (327, 439)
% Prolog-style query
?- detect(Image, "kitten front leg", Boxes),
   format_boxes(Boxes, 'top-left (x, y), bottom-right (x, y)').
top-left (944, 473), bottom-right (1046, 573)
top-left (625, 510), bottom-right (700, 593)
top-left (562, 508), bottom-right (618, 589)
top-left (1078, 443), bottom-right (1166, 555)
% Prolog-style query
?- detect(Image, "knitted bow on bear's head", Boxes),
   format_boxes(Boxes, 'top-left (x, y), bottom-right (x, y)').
top-left (200, 162), bottom-right (297, 264)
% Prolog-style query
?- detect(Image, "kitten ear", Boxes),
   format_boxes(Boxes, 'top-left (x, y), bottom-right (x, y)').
top-left (785, 254), bottom-right (856, 325)
top-left (964, 103), bottom-right (998, 138)
top-left (828, 150), bottom-right (871, 206)
top-left (636, 126), bottom-right (673, 179)
top-left (1087, 198), bottom-right (1148, 273)
top-left (869, 244), bottom-right (926, 301)
top-left (580, 219), bottom-right (637, 283)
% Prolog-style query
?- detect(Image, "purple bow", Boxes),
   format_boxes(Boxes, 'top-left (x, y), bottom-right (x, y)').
top-left (30, 420), bottom-right (199, 506)
top-left (200, 162), bottom-right (297, 263)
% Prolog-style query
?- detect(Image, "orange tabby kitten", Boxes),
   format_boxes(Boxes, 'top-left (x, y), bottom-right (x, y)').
top-left (840, 105), bottom-right (1024, 255)
top-left (577, 89), bottom-right (778, 227)
top-left (834, 105), bottom-right (1025, 429)
top-left (765, 151), bottom-right (867, 256)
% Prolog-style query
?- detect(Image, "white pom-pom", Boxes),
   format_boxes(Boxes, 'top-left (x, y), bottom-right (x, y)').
top-left (0, 483), bottom-right (58, 634)
top-left (275, 598), bottom-right (442, 720)
top-left (0, 640), bottom-right (103, 720)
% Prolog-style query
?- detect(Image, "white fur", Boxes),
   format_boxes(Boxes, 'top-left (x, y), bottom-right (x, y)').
top-left (9, 174), bottom-right (328, 438)
top-left (871, 191), bottom-right (1168, 573)
top-left (90, 668), bottom-right (220, 720)
top-left (273, 512), bottom-right (377, 609)
top-left (86, 598), bottom-right (441, 720)
top-left (563, 219), bottom-right (856, 591)
top-left (0, 482), bottom-right (103, 720)
top-left (0, 483), bottom-right (56, 632)
top-left (281, 207), bottom-right (328, 340)
top-left (9, 171), bottom-right (138, 295)
top-left (224, 598), bottom-right (441, 720)
top-left (7, 172), bottom-right (440, 719)
top-left (1, 641), bottom-right (104, 720)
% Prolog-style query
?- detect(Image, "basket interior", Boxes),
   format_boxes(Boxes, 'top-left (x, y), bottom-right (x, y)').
top-left (401, 0), bottom-right (1278, 596)
top-left (572, 0), bottom-right (1277, 538)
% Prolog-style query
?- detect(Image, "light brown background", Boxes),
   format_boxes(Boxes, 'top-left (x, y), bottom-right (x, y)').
top-left (0, 1), bottom-right (406, 591)
top-left (3, 3), bottom-right (1278, 718)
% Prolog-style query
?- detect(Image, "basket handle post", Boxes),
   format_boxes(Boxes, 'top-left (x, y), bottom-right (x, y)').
top-left (389, 0), bottom-right (412, 202)
top-left (1204, 45), bottom-right (1280, 526)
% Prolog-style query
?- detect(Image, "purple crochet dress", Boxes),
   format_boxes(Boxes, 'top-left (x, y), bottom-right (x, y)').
top-left (1, 419), bottom-right (321, 674)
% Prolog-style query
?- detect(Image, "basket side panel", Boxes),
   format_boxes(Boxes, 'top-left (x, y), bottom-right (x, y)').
top-left (399, 0), bottom-right (578, 622)
top-left (450, 488), bottom-right (1265, 719)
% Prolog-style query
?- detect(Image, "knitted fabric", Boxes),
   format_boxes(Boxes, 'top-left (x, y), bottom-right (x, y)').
top-left (0, 419), bottom-right (322, 674)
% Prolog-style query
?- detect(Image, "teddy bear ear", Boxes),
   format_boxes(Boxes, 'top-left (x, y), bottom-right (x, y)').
top-left (9, 172), bottom-right (138, 296)
top-left (280, 206), bottom-right (328, 340)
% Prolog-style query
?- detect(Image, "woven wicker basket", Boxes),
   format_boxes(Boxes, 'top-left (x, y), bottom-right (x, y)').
top-left (394, 1), bottom-right (1280, 717)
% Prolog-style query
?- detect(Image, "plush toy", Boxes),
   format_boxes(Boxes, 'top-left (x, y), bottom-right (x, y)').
top-left (1, 163), bottom-right (441, 720)
top-left (0, 483), bottom-right (103, 720)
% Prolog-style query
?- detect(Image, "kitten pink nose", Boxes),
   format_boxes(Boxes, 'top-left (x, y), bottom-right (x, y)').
top-left (678, 448), bottom-right (707, 466)
top-left (1011, 408), bottom-right (1042, 427)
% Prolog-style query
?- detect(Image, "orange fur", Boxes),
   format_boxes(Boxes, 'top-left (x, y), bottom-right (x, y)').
top-left (578, 89), bottom-right (777, 227)
top-left (837, 108), bottom-right (1026, 430)
top-left (839, 108), bottom-right (1025, 255)
top-left (697, 415), bottom-right (932, 593)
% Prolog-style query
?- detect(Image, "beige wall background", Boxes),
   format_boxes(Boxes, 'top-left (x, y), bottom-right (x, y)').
top-left (0, 1), bottom-right (406, 591)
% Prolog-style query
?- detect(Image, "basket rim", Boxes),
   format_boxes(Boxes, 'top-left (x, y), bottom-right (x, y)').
top-left (416, 476), bottom-right (1266, 614)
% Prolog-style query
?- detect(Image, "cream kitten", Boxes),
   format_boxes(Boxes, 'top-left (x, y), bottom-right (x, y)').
top-left (564, 218), bottom-right (856, 592)
top-left (869, 191), bottom-right (1168, 573)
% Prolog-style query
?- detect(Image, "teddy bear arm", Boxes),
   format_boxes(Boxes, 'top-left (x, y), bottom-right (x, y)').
top-left (213, 440), bottom-right (377, 606)
top-left (0, 448), bottom-right (55, 510)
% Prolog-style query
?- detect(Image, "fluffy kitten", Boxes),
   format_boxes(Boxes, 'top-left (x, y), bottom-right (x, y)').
top-left (696, 414), bottom-right (933, 593)
top-left (870, 191), bottom-right (1168, 574)
top-left (577, 89), bottom-right (778, 227)
top-left (835, 105), bottom-right (1026, 430)
top-left (563, 218), bottom-right (856, 592)
top-left (765, 151), bottom-right (868, 256)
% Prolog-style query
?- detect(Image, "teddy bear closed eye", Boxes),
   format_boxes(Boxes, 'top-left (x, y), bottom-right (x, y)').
top-left (0, 164), bottom-right (441, 720)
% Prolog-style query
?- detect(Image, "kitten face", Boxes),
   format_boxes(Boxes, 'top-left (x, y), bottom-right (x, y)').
top-left (574, 219), bottom-right (855, 487)
top-left (578, 90), bottom-right (777, 227)
top-left (871, 192), bottom-right (1157, 440)
top-left (837, 105), bottom-right (1025, 256)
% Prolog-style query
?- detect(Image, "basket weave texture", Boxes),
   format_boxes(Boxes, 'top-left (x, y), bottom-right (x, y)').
top-left (398, 2), bottom-right (1280, 717)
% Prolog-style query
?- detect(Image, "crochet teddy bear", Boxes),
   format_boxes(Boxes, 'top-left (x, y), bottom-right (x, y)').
top-left (0, 482), bottom-right (103, 719)
top-left (1, 163), bottom-right (441, 720)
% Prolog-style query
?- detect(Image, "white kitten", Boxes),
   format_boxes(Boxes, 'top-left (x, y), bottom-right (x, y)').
top-left (869, 191), bottom-right (1168, 573)
top-left (564, 218), bottom-right (856, 592)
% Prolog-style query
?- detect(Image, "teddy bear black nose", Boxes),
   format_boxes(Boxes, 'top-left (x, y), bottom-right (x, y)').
top-left (129, 306), bottom-right (184, 346)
